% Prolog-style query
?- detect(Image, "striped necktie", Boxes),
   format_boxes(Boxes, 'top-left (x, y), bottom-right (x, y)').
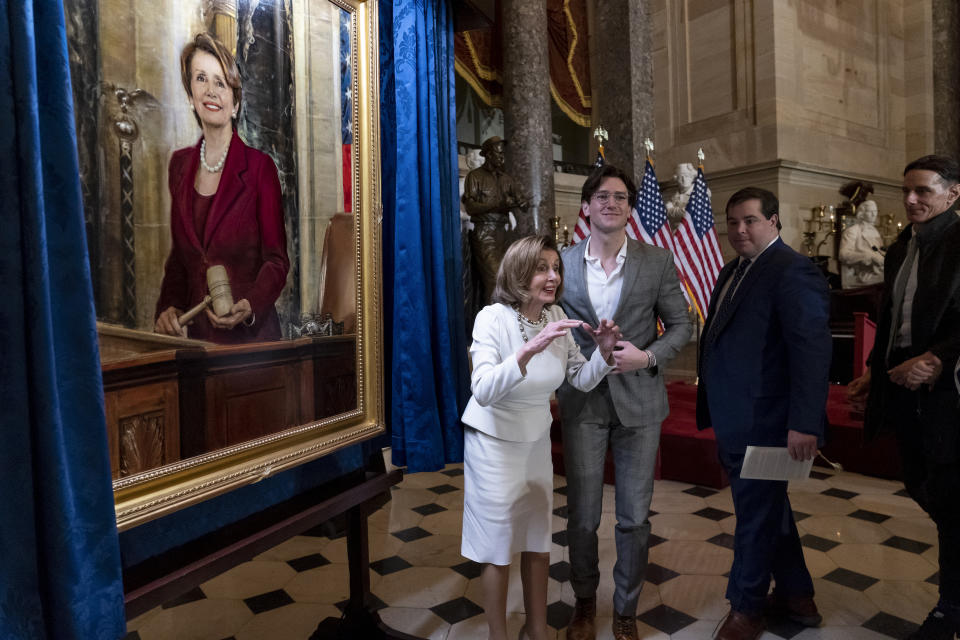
top-left (705, 258), bottom-right (751, 345)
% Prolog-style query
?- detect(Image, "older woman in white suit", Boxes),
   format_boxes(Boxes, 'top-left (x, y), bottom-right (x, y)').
top-left (461, 235), bottom-right (619, 640)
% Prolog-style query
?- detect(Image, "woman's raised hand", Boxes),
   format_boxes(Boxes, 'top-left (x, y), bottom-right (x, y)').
top-left (580, 319), bottom-right (621, 361)
top-left (523, 319), bottom-right (583, 355)
top-left (516, 319), bottom-right (583, 374)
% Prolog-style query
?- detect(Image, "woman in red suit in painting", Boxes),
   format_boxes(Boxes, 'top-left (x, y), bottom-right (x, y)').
top-left (154, 33), bottom-right (289, 344)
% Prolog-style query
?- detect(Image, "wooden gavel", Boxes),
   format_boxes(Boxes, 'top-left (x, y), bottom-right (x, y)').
top-left (177, 265), bottom-right (234, 325)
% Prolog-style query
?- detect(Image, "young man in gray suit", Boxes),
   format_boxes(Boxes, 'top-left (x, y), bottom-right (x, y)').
top-left (559, 164), bottom-right (692, 640)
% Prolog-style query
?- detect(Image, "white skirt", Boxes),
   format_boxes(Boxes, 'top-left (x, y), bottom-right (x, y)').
top-left (461, 426), bottom-right (553, 565)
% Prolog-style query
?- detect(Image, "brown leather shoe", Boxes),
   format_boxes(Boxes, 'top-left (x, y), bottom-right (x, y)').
top-left (567, 596), bottom-right (596, 640)
top-left (714, 609), bottom-right (764, 640)
top-left (611, 612), bottom-right (639, 640)
top-left (765, 593), bottom-right (822, 627)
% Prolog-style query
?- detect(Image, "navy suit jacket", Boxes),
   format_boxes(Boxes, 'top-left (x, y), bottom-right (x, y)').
top-left (696, 238), bottom-right (831, 453)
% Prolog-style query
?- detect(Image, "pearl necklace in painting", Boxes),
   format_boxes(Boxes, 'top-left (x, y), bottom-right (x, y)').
top-left (515, 306), bottom-right (547, 343)
top-left (200, 139), bottom-right (229, 173)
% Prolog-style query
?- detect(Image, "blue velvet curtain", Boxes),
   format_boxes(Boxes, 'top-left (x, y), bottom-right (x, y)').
top-left (0, 2), bottom-right (125, 638)
top-left (381, 0), bottom-right (470, 472)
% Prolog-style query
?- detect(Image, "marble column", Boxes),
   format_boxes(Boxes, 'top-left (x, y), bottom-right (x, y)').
top-left (592, 0), bottom-right (654, 183)
top-left (64, 0), bottom-right (103, 314)
top-left (932, 0), bottom-right (960, 158)
top-left (502, 0), bottom-right (553, 235)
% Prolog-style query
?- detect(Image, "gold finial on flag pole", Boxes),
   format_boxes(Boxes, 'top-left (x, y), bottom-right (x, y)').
top-left (644, 138), bottom-right (654, 165)
top-left (697, 147), bottom-right (705, 168)
top-left (593, 126), bottom-right (608, 160)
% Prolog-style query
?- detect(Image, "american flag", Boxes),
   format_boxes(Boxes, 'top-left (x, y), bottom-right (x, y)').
top-left (573, 160), bottom-right (674, 248)
top-left (633, 159), bottom-right (675, 252)
top-left (673, 166), bottom-right (723, 321)
top-left (340, 10), bottom-right (353, 212)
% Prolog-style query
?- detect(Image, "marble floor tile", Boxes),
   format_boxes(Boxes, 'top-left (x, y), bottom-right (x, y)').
top-left (654, 479), bottom-right (697, 492)
top-left (800, 514), bottom-right (891, 544)
top-left (649, 491), bottom-right (708, 514)
top-left (234, 602), bottom-right (339, 640)
top-left (787, 492), bottom-right (858, 517)
top-left (134, 598), bottom-right (253, 640)
top-left (447, 611), bottom-right (532, 639)
top-left (703, 490), bottom-right (735, 512)
top-left (130, 463), bottom-right (945, 640)
top-left (597, 511), bottom-right (618, 539)
top-left (648, 539), bottom-right (733, 575)
top-left (375, 566), bottom-right (468, 608)
top-left (377, 606), bottom-right (451, 640)
top-left (657, 574), bottom-right (729, 621)
top-left (825, 473), bottom-right (905, 495)
top-left (283, 562), bottom-right (354, 604)
top-left (790, 627), bottom-right (893, 639)
top-left (650, 512), bottom-right (723, 541)
top-left (419, 508), bottom-right (464, 535)
top-left (801, 547), bottom-right (839, 578)
top-left (850, 493), bottom-right (926, 518)
top-left (201, 560), bottom-right (296, 600)
top-left (864, 579), bottom-right (939, 624)
top-left (811, 577), bottom-right (881, 626)
top-left (788, 477), bottom-right (834, 494)
top-left (252, 534), bottom-right (328, 563)
top-left (369, 500), bottom-right (427, 533)
top-left (827, 543), bottom-right (938, 581)
top-left (366, 529), bottom-right (408, 562)
top-left (396, 533), bottom-right (467, 568)
top-left (880, 516), bottom-right (938, 545)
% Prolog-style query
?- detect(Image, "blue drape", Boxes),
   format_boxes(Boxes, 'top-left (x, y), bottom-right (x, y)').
top-left (381, 0), bottom-right (470, 472)
top-left (0, 2), bottom-right (125, 639)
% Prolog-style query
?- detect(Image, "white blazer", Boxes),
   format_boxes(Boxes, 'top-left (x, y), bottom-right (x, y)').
top-left (461, 303), bottom-right (613, 442)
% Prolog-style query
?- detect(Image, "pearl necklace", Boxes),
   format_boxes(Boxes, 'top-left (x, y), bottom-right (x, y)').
top-left (515, 306), bottom-right (547, 343)
top-left (200, 139), bottom-right (229, 173)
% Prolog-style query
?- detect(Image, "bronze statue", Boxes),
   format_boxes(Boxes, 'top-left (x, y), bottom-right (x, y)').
top-left (461, 136), bottom-right (530, 305)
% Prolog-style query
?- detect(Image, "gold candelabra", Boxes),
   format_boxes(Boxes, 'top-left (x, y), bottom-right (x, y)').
top-left (878, 214), bottom-right (903, 247)
top-left (802, 204), bottom-right (836, 257)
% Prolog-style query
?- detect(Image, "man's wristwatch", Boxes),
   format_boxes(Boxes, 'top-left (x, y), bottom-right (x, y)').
top-left (644, 349), bottom-right (657, 369)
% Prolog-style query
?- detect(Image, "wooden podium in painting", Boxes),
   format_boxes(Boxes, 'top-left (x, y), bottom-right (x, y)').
top-left (98, 323), bottom-right (357, 479)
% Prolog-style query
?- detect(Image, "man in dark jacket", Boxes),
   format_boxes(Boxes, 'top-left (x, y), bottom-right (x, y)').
top-left (849, 154), bottom-right (960, 640)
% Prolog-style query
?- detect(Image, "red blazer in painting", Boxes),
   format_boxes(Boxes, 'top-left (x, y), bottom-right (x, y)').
top-left (155, 131), bottom-right (289, 343)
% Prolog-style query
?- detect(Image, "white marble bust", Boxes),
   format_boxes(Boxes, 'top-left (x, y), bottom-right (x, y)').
top-left (665, 162), bottom-right (710, 228)
top-left (839, 199), bottom-right (885, 289)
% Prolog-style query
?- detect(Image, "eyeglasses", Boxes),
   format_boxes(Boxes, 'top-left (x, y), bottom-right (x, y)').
top-left (592, 191), bottom-right (629, 205)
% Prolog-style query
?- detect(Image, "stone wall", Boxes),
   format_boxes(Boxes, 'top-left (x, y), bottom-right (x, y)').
top-left (648, 0), bottom-right (929, 266)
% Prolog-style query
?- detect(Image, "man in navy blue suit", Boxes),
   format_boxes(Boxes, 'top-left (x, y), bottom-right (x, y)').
top-left (697, 187), bottom-right (832, 640)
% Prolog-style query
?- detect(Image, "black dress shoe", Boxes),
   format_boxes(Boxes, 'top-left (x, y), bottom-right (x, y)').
top-left (764, 592), bottom-right (822, 627)
top-left (715, 609), bottom-right (764, 640)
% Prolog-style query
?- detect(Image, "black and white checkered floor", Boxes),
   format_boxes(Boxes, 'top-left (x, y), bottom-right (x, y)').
top-left (126, 462), bottom-right (941, 639)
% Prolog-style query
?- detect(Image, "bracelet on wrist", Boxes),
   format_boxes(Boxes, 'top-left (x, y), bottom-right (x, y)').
top-left (644, 349), bottom-right (657, 369)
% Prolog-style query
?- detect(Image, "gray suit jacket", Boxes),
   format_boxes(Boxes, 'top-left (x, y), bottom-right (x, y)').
top-left (558, 238), bottom-right (692, 426)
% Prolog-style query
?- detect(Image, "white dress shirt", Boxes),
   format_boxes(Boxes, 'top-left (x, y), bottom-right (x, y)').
top-left (584, 236), bottom-right (628, 322)
top-left (716, 236), bottom-right (781, 302)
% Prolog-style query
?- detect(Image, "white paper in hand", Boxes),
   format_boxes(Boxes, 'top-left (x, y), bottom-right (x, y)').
top-left (740, 446), bottom-right (814, 481)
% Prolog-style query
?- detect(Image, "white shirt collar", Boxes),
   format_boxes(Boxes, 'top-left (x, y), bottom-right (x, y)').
top-left (740, 235), bottom-right (780, 264)
top-left (584, 235), bottom-right (628, 264)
